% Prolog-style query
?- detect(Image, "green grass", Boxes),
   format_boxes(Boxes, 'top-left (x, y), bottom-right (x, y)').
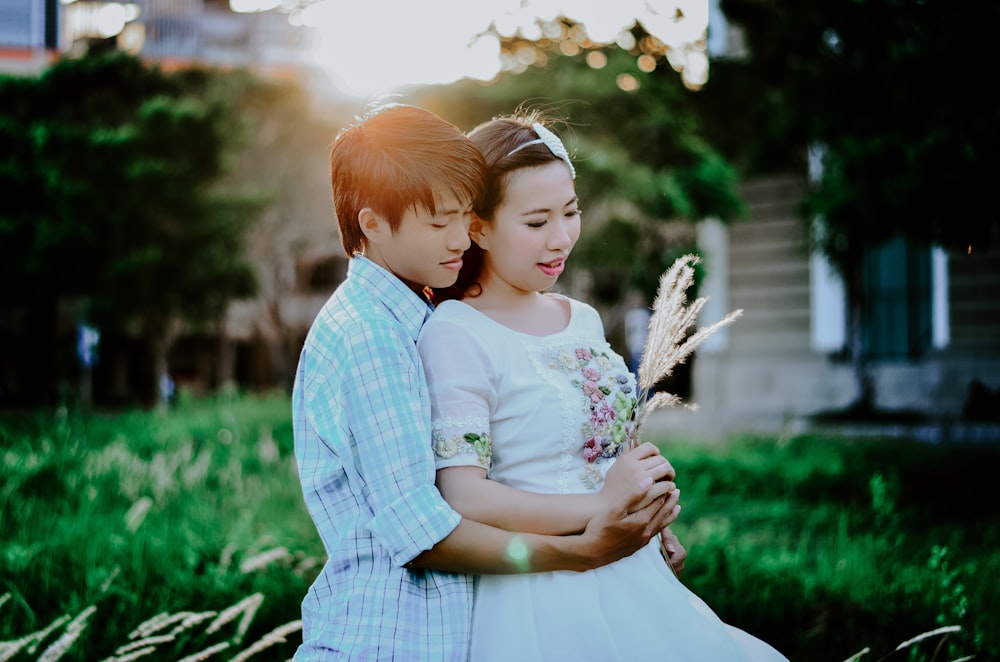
top-left (657, 434), bottom-right (999, 661)
top-left (1, 395), bottom-right (997, 660)
top-left (1, 392), bottom-right (320, 661)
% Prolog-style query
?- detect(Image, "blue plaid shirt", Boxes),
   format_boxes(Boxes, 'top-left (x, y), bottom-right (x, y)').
top-left (293, 257), bottom-right (471, 661)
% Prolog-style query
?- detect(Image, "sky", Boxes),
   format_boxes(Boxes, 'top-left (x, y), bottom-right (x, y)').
top-left (261, 0), bottom-right (711, 98)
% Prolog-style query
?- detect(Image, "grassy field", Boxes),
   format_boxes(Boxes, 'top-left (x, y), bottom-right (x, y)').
top-left (1, 393), bottom-right (997, 661)
top-left (660, 434), bottom-right (999, 661)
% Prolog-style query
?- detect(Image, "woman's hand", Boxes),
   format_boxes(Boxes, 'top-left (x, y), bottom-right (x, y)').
top-left (660, 527), bottom-right (687, 576)
top-left (601, 442), bottom-right (677, 514)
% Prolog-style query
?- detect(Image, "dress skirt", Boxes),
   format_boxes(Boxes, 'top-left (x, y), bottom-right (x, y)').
top-left (468, 541), bottom-right (787, 662)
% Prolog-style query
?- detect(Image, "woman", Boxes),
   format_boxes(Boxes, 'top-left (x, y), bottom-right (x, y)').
top-left (417, 112), bottom-right (788, 661)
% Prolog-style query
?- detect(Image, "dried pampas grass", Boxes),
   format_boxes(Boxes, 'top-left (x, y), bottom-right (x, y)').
top-left (631, 254), bottom-right (743, 445)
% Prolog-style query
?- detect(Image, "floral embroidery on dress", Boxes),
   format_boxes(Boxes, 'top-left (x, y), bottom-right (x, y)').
top-left (433, 430), bottom-right (492, 469)
top-left (580, 464), bottom-right (604, 490)
top-left (548, 346), bottom-right (638, 488)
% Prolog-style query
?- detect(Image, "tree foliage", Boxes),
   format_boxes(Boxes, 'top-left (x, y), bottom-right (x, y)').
top-left (0, 52), bottom-right (258, 404)
top-left (213, 72), bottom-right (347, 388)
top-left (417, 44), bottom-right (743, 302)
top-left (707, 0), bottom-right (1000, 264)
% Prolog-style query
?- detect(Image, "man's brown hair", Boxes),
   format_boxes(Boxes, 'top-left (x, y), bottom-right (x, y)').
top-left (330, 104), bottom-right (487, 257)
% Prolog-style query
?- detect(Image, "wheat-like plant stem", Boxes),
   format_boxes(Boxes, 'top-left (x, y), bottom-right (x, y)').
top-left (0, 637), bottom-right (38, 662)
top-left (205, 592), bottom-right (264, 644)
top-left (36, 605), bottom-right (97, 662)
top-left (630, 254), bottom-right (743, 444)
top-left (840, 646), bottom-right (870, 662)
top-left (0, 593), bottom-right (53, 662)
top-left (30, 617), bottom-right (73, 655)
top-left (169, 611), bottom-right (219, 636)
top-left (229, 620), bottom-right (303, 662)
top-left (114, 634), bottom-right (175, 656)
top-left (892, 625), bottom-right (961, 652)
top-left (239, 547), bottom-right (292, 574)
top-left (0, 613), bottom-right (73, 660)
top-left (105, 645), bottom-right (157, 662)
top-left (174, 641), bottom-right (232, 662)
top-left (0, 643), bottom-right (23, 662)
top-left (636, 393), bottom-right (683, 430)
top-left (128, 611), bottom-right (184, 640)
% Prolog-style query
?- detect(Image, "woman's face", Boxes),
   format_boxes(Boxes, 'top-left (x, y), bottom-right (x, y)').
top-left (475, 160), bottom-right (580, 296)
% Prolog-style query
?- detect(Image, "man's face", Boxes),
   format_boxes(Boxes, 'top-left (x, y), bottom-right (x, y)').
top-left (368, 189), bottom-right (473, 293)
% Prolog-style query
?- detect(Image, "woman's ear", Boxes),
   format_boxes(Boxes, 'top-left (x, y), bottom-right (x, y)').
top-left (469, 215), bottom-right (489, 249)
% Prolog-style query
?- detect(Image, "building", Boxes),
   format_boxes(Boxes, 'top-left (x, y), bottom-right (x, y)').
top-left (0, 0), bottom-right (314, 75)
top-left (0, 0), bottom-right (59, 73)
top-left (647, 174), bottom-right (1000, 441)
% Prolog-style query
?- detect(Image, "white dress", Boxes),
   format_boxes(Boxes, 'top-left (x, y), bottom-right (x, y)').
top-left (417, 296), bottom-right (788, 662)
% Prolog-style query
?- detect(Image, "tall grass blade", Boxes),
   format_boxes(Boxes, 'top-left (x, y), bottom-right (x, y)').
top-left (37, 605), bottom-right (97, 662)
top-left (175, 641), bottom-right (232, 662)
top-left (229, 620), bottom-right (303, 662)
top-left (893, 625), bottom-right (961, 651)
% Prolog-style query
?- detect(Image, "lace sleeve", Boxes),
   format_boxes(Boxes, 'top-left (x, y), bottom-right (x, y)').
top-left (431, 415), bottom-right (492, 469)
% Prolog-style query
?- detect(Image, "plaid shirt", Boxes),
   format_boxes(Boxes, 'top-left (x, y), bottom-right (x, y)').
top-left (293, 257), bottom-right (471, 661)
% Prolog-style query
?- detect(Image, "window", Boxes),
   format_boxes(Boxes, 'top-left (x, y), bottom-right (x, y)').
top-left (862, 237), bottom-right (932, 360)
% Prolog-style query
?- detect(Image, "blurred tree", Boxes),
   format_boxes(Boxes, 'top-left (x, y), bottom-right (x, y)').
top-left (0, 52), bottom-right (258, 406)
top-left (418, 41), bottom-right (744, 304)
top-left (213, 73), bottom-right (345, 390)
top-left (690, 0), bottom-right (1000, 411)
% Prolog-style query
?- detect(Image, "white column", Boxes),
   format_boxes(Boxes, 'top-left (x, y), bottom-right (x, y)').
top-left (810, 252), bottom-right (846, 352)
top-left (931, 246), bottom-right (950, 349)
top-left (707, 0), bottom-right (728, 57)
top-left (697, 217), bottom-right (730, 353)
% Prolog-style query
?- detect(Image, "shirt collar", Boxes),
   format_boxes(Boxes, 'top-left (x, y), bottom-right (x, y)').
top-left (349, 256), bottom-right (433, 341)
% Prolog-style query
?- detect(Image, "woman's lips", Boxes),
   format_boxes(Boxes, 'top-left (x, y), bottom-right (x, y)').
top-left (538, 259), bottom-right (565, 276)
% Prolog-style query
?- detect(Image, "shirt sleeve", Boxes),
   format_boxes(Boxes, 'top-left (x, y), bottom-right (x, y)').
top-left (417, 313), bottom-right (495, 472)
top-left (334, 316), bottom-right (461, 566)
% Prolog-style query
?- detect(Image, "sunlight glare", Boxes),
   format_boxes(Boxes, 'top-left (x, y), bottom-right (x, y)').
top-left (298, 0), bottom-right (709, 98)
top-left (96, 3), bottom-right (129, 37)
top-left (562, 0), bottom-right (643, 44)
top-left (639, 1), bottom-right (709, 47)
top-left (302, 0), bottom-right (497, 97)
top-left (230, 0), bottom-right (280, 13)
top-left (681, 49), bottom-right (709, 89)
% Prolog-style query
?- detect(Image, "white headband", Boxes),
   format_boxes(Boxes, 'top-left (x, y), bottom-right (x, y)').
top-left (505, 122), bottom-right (576, 179)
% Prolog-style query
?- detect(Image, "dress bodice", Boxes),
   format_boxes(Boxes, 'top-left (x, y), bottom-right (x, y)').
top-left (417, 296), bottom-right (639, 494)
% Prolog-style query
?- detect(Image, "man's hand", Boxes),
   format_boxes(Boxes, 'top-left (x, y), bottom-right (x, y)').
top-left (601, 442), bottom-right (676, 514)
top-left (660, 527), bottom-right (687, 576)
top-left (576, 469), bottom-right (681, 571)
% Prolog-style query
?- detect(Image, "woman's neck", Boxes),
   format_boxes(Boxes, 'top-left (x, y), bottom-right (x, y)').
top-left (464, 282), bottom-right (539, 312)
top-left (464, 288), bottom-right (570, 336)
